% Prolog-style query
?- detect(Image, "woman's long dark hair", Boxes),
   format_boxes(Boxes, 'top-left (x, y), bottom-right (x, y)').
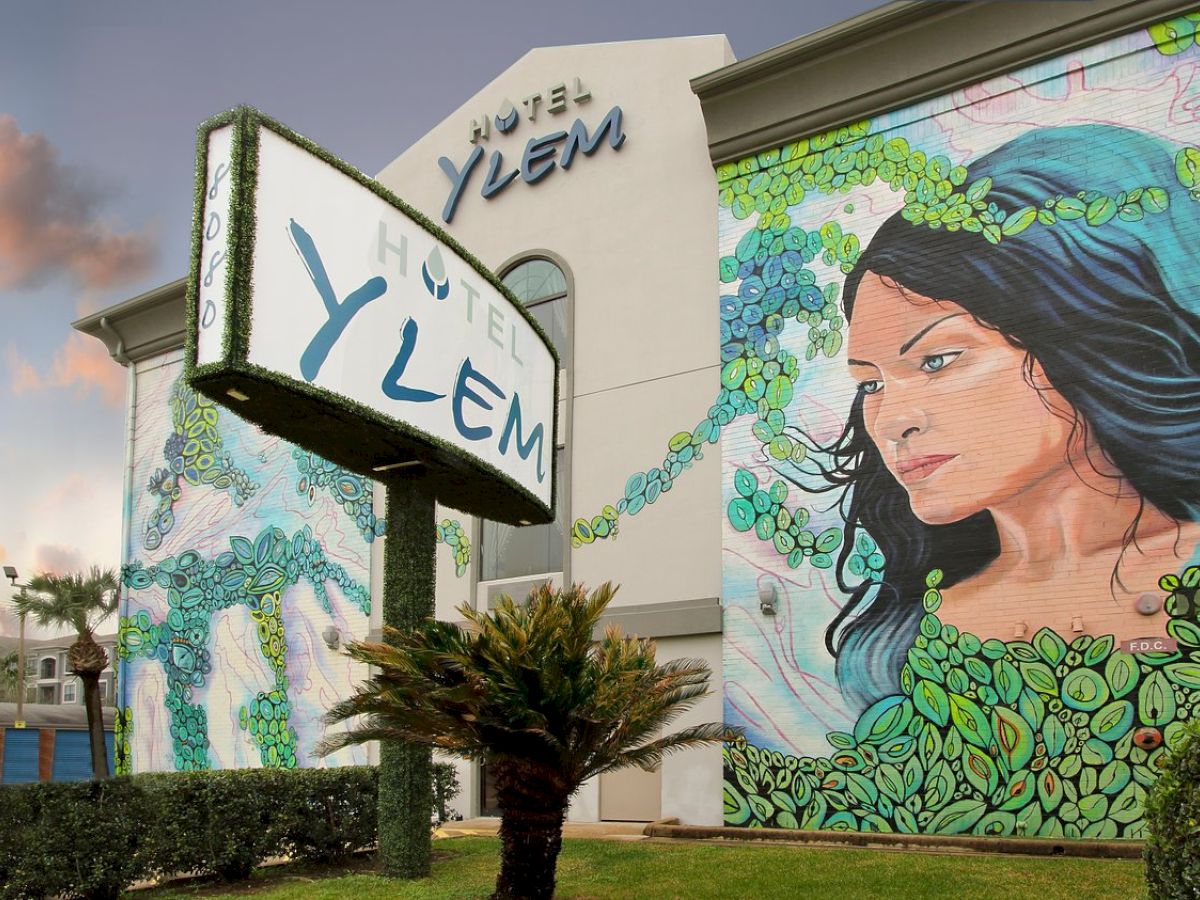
top-left (813, 125), bottom-right (1200, 711)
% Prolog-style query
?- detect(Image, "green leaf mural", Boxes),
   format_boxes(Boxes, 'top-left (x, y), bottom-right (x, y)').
top-left (725, 567), bottom-right (1200, 836)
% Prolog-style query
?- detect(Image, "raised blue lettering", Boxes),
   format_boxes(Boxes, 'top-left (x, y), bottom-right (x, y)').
top-left (380, 318), bottom-right (445, 403)
top-left (452, 358), bottom-right (506, 441)
top-left (499, 393), bottom-right (546, 482)
top-left (481, 150), bottom-right (519, 200)
top-left (560, 106), bottom-right (626, 170)
top-left (521, 131), bottom-right (566, 184)
top-left (290, 219), bottom-right (387, 383)
top-left (438, 145), bottom-right (484, 223)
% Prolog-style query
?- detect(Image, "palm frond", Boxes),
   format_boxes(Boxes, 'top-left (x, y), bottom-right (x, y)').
top-left (319, 582), bottom-right (728, 795)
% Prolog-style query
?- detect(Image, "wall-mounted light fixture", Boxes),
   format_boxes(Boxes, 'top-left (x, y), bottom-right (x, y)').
top-left (1071, 615), bottom-right (1085, 633)
top-left (321, 625), bottom-right (341, 651)
top-left (1012, 621), bottom-right (1027, 639)
top-left (1136, 593), bottom-right (1162, 616)
top-left (758, 582), bottom-right (778, 616)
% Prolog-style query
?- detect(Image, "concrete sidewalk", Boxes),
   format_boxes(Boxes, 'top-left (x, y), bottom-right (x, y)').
top-left (437, 817), bottom-right (650, 841)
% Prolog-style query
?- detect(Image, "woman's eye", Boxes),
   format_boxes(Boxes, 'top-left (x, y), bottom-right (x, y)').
top-left (919, 351), bottom-right (962, 374)
top-left (858, 380), bottom-right (882, 395)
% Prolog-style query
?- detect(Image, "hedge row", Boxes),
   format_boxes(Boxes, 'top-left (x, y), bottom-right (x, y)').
top-left (1146, 721), bottom-right (1200, 898)
top-left (0, 764), bottom-right (459, 900)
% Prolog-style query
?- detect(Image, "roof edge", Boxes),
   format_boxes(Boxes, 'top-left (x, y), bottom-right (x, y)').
top-left (73, 277), bottom-right (187, 365)
top-left (692, 0), bottom-right (1198, 164)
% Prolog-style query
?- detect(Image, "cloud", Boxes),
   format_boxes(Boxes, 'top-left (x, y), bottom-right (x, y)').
top-left (0, 114), bottom-right (155, 290)
top-left (7, 332), bottom-right (124, 407)
top-left (32, 543), bottom-right (87, 576)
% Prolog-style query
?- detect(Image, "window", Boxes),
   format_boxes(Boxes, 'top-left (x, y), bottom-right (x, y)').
top-left (39, 657), bottom-right (56, 680)
top-left (480, 450), bottom-right (566, 581)
top-left (63, 680), bottom-right (77, 703)
top-left (502, 258), bottom-right (570, 369)
top-left (99, 679), bottom-right (109, 701)
top-left (480, 257), bottom-right (571, 584)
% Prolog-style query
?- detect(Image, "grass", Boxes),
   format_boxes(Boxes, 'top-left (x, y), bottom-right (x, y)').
top-left (134, 836), bottom-right (1147, 899)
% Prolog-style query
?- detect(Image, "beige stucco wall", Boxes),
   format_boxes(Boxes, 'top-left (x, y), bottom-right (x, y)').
top-left (376, 35), bottom-right (733, 824)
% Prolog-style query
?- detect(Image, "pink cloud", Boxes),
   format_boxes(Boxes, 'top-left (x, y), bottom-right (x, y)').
top-left (0, 114), bottom-right (155, 290)
top-left (7, 332), bottom-right (125, 407)
top-left (32, 543), bottom-right (87, 576)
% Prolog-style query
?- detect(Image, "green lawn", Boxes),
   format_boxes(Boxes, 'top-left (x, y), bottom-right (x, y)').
top-left (134, 836), bottom-right (1147, 900)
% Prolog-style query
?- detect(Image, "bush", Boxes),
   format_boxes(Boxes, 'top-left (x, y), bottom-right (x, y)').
top-left (432, 762), bottom-right (462, 825)
top-left (0, 763), bottom-right (458, 897)
top-left (0, 777), bottom-right (145, 900)
top-left (277, 766), bottom-right (379, 863)
top-left (1146, 721), bottom-right (1200, 898)
top-left (139, 768), bottom-right (292, 881)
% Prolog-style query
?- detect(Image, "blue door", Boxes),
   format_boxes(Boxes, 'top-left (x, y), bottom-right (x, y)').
top-left (49, 730), bottom-right (118, 781)
top-left (2, 728), bottom-right (39, 783)
top-left (51, 730), bottom-right (91, 781)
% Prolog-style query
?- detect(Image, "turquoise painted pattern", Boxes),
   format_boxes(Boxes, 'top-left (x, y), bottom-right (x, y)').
top-left (120, 526), bottom-right (370, 770)
top-left (724, 567), bottom-right (1200, 839)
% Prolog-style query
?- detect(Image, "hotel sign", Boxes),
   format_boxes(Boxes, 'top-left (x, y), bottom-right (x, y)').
top-left (187, 107), bottom-right (557, 525)
top-left (437, 77), bottom-right (626, 222)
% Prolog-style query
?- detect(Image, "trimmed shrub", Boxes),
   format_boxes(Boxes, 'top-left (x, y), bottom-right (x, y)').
top-left (277, 766), bottom-right (379, 863)
top-left (138, 768), bottom-right (291, 881)
top-left (0, 777), bottom-right (146, 900)
top-left (432, 762), bottom-right (462, 825)
top-left (0, 763), bottom-right (457, 897)
top-left (1146, 721), bottom-right (1200, 898)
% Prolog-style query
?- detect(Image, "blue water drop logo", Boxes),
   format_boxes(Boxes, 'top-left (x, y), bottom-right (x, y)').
top-left (495, 99), bottom-right (519, 134)
top-left (422, 246), bottom-right (450, 301)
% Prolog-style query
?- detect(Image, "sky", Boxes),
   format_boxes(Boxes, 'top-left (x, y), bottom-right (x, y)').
top-left (0, 0), bottom-right (886, 636)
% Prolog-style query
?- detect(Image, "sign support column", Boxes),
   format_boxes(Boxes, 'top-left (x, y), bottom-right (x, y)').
top-left (379, 473), bottom-right (434, 877)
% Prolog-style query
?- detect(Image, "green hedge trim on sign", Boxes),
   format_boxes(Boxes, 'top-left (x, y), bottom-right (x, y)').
top-left (184, 106), bottom-right (560, 527)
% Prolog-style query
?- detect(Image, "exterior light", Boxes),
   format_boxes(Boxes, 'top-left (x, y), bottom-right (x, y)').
top-left (758, 582), bottom-right (778, 616)
top-left (225, 388), bottom-right (250, 401)
top-left (372, 461), bottom-right (422, 473)
top-left (321, 625), bottom-right (341, 650)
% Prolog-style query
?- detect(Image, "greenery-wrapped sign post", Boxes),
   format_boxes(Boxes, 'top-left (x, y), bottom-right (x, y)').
top-left (184, 107), bottom-right (559, 877)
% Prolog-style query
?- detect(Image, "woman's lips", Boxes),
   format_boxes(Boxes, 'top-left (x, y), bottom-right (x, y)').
top-left (896, 454), bottom-right (958, 484)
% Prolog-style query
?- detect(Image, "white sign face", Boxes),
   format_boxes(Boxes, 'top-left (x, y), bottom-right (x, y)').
top-left (245, 126), bottom-right (556, 508)
top-left (195, 125), bottom-right (234, 366)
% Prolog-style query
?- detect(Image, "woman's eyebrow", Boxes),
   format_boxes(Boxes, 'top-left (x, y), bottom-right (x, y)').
top-left (847, 359), bottom-right (874, 367)
top-left (899, 313), bottom-right (965, 355)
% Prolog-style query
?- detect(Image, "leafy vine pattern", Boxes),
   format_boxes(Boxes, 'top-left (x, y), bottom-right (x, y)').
top-left (143, 378), bottom-right (259, 551)
top-left (119, 526), bottom-right (370, 770)
top-left (725, 568), bottom-right (1200, 838)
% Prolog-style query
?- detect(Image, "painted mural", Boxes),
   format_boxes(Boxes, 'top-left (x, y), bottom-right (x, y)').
top-left (116, 354), bottom-right (471, 774)
top-left (718, 13), bottom-right (1200, 838)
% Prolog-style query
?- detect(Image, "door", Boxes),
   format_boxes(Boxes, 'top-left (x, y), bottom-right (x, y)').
top-left (2, 728), bottom-right (39, 783)
top-left (599, 765), bottom-right (662, 822)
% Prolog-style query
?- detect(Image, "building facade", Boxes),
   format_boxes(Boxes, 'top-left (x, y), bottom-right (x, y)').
top-left (0, 633), bottom-right (118, 707)
top-left (77, 0), bottom-right (1200, 839)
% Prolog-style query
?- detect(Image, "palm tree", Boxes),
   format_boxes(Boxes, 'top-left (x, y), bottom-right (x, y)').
top-left (14, 566), bottom-right (119, 779)
top-left (0, 649), bottom-right (19, 702)
top-left (319, 583), bottom-right (733, 900)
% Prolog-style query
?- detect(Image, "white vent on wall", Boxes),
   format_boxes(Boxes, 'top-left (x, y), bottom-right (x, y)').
top-left (478, 572), bottom-right (563, 610)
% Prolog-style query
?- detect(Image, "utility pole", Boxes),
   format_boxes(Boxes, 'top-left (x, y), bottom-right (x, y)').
top-left (4, 566), bottom-right (26, 728)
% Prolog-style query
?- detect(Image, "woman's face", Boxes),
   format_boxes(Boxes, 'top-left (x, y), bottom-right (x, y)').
top-left (846, 271), bottom-right (1078, 525)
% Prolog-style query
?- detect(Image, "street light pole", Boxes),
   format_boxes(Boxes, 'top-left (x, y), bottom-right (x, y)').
top-left (4, 566), bottom-right (25, 728)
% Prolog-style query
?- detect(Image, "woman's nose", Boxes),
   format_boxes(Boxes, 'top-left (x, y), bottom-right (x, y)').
top-left (873, 385), bottom-right (927, 444)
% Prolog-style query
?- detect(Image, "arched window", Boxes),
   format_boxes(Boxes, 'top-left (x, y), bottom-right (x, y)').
top-left (501, 258), bottom-right (570, 368)
top-left (480, 256), bottom-right (571, 584)
top-left (40, 657), bottom-right (56, 680)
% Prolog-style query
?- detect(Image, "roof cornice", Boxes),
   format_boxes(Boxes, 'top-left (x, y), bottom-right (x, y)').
top-left (693, 0), bottom-right (1199, 164)
top-left (73, 278), bottom-right (187, 365)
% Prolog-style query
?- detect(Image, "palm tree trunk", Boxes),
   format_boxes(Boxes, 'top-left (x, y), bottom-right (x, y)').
top-left (491, 764), bottom-right (569, 900)
top-left (79, 670), bottom-right (110, 779)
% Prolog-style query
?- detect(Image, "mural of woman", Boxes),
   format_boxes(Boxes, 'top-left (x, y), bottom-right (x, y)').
top-left (811, 125), bottom-right (1200, 711)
